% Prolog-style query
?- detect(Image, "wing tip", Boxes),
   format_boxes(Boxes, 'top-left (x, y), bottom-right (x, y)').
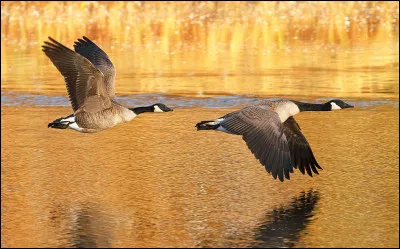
top-left (284, 169), bottom-right (291, 180)
top-left (47, 36), bottom-right (58, 44)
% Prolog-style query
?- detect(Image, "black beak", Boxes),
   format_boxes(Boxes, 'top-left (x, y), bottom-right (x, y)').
top-left (166, 107), bottom-right (173, 112)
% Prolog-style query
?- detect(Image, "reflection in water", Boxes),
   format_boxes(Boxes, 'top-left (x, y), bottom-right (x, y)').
top-left (69, 205), bottom-right (112, 248)
top-left (1, 45), bottom-right (398, 100)
top-left (1, 3), bottom-right (398, 247)
top-left (252, 190), bottom-right (320, 248)
top-left (1, 105), bottom-right (398, 247)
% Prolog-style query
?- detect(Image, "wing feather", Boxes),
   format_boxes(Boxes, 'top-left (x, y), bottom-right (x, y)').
top-left (42, 37), bottom-right (108, 112)
top-left (221, 106), bottom-right (293, 181)
top-left (74, 36), bottom-right (116, 99)
top-left (283, 116), bottom-right (322, 177)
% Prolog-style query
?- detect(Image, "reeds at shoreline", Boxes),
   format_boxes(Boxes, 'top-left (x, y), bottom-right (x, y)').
top-left (1, 1), bottom-right (399, 52)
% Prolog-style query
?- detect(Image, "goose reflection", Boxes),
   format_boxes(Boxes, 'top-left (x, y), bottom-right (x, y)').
top-left (69, 205), bottom-right (113, 248)
top-left (251, 189), bottom-right (320, 248)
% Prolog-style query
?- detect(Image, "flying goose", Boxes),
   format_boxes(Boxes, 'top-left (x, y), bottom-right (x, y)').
top-left (42, 36), bottom-right (173, 133)
top-left (195, 99), bottom-right (353, 181)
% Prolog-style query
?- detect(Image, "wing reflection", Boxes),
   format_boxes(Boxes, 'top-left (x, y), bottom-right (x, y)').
top-left (69, 205), bottom-right (113, 248)
top-left (251, 189), bottom-right (320, 248)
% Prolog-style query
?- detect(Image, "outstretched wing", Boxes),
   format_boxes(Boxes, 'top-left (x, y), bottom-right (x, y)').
top-left (220, 106), bottom-right (293, 181)
top-left (73, 36), bottom-right (116, 99)
top-left (283, 116), bottom-right (322, 176)
top-left (42, 37), bottom-right (108, 112)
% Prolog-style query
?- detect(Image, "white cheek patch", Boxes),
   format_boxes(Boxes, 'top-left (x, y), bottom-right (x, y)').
top-left (331, 102), bottom-right (342, 110)
top-left (154, 105), bottom-right (163, 113)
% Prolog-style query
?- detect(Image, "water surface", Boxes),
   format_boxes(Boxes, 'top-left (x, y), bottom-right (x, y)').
top-left (1, 39), bottom-right (399, 248)
top-left (1, 42), bottom-right (399, 99)
top-left (1, 104), bottom-right (398, 248)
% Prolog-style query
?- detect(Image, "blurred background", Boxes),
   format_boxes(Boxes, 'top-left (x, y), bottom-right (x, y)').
top-left (1, 1), bottom-right (399, 100)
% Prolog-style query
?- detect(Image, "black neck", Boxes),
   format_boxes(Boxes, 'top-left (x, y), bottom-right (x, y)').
top-left (292, 101), bottom-right (331, 112)
top-left (130, 105), bottom-right (153, 115)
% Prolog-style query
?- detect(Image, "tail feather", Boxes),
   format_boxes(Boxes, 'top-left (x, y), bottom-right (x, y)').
top-left (48, 121), bottom-right (69, 129)
top-left (48, 114), bottom-right (75, 129)
top-left (195, 120), bottom-right (219, 131)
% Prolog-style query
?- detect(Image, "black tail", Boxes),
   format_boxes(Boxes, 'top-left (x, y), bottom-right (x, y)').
top-left (195, 120), bottom-right (219, 131)
top-left (48, 114), bottom-right (74, 129)
top-left (48, 121), bottom-right (69, 129)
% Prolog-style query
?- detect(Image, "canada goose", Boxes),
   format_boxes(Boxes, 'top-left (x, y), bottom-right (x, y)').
top-left (195, 99), bottom-right (353, 181)
top-left (42, 36), bottom-right (173, 133)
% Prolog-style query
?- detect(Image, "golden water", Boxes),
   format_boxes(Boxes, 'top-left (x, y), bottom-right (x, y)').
top-left (1, 1), bottom-right (399, 99)
top-left (1, 42), bottom-right (399, 99)
top-left (1, 1), bottom-right (399, 247)
top-left (1, 43), bottom-right (399, 248)
top-left (1, 106), bottom-right (399, 247)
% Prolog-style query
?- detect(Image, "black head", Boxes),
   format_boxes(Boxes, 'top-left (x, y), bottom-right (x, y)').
top-left (153, 103), bottom-right (173, 112)
top-left (326, 99), bottom-right (354, 110)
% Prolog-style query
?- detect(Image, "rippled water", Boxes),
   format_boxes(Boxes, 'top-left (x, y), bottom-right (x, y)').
top-left (1, 104), bottom-right (399, 248)
top-left (1, 43), bottom-right (399, 248)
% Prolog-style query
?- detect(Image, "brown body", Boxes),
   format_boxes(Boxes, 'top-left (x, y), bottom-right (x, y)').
top-left (196, 99), bottom-right (353, 181)
top-left (43, 36), bottom-right (172, 133)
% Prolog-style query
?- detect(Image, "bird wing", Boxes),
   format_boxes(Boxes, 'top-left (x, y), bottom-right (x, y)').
top-left (220, 106), bottom-right (293, 181)
top-left (282, 116), bottom-right (322, 176)
top-left (73, 36), bottom-right (116, 99)
top-left (42, 37), bottom-right (110, 113)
